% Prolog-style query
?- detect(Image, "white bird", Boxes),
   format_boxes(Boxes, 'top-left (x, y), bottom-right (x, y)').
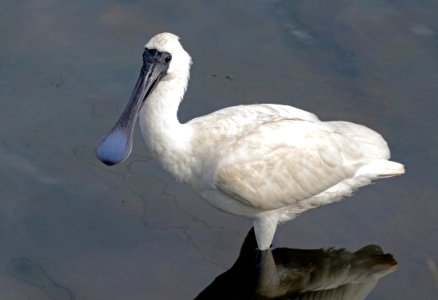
top-left (96, 33), bottom-right (405, 250)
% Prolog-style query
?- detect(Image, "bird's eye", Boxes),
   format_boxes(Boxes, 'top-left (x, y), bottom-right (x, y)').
top-left (164, 54), bottom-right (172, 63)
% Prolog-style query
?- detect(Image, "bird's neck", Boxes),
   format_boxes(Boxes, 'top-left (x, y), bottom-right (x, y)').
top-left (139, 73), bottom-right (193, 182)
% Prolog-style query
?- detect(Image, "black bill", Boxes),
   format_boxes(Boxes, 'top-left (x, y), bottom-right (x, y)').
top-left (96, 49), bottom-right (170, 166)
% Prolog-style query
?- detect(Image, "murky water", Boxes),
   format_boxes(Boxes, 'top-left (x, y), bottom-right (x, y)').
top-left (0, 0), bottom-right (436, 299)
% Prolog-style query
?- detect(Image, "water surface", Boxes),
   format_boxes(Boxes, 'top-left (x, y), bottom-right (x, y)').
top-left (0, 0), bottom-right (437, 299)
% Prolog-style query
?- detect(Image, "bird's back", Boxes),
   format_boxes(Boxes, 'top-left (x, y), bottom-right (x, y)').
top-left (187, 103), bottom-right (319, 164)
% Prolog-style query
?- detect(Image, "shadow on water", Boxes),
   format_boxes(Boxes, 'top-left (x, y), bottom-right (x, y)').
top-left (5, 257), bottom-right (74, 300)
top-left (196, 228), bottom-right (397, 300)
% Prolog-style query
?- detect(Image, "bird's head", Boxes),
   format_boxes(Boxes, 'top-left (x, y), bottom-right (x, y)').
top-left (95, 33), bottom-right (191, 166)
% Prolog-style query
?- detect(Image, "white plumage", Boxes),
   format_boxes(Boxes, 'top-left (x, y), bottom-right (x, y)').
top-left (97, 33), bottom-right (405, 250)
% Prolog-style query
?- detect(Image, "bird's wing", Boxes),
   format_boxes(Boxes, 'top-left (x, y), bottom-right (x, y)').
top-left (213, 119), bottom-right (367, 211)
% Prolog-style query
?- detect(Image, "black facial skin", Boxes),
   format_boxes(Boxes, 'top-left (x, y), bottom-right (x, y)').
top-left (95, 48), bottom-right (172, 166)
top-left (138, 49), bottom-right (171, 108)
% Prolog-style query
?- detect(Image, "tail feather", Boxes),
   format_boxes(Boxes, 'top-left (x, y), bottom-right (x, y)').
top-left (355, 159), bottom-right (405, 178)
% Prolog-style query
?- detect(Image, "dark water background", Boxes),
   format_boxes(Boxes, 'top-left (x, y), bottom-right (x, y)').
top-left (0, 0), bottom-right (437, 299)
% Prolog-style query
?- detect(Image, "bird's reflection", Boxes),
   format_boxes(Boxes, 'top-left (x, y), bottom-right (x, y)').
top-left (196, 228), bottom-right (397, 299)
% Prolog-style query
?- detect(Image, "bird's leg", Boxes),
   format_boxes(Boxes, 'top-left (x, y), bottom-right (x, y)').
top-left (256, 249), bottom-right (281, 297)
top-left (253, 214), bottom-right (278, 250)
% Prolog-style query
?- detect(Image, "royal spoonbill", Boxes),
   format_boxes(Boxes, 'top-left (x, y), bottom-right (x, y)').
top-left (96, 33), bottom-right (405, 250)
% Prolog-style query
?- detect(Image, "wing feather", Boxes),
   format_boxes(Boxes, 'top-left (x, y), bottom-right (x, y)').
top-left (214, 120), bottom-right (364, 210)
